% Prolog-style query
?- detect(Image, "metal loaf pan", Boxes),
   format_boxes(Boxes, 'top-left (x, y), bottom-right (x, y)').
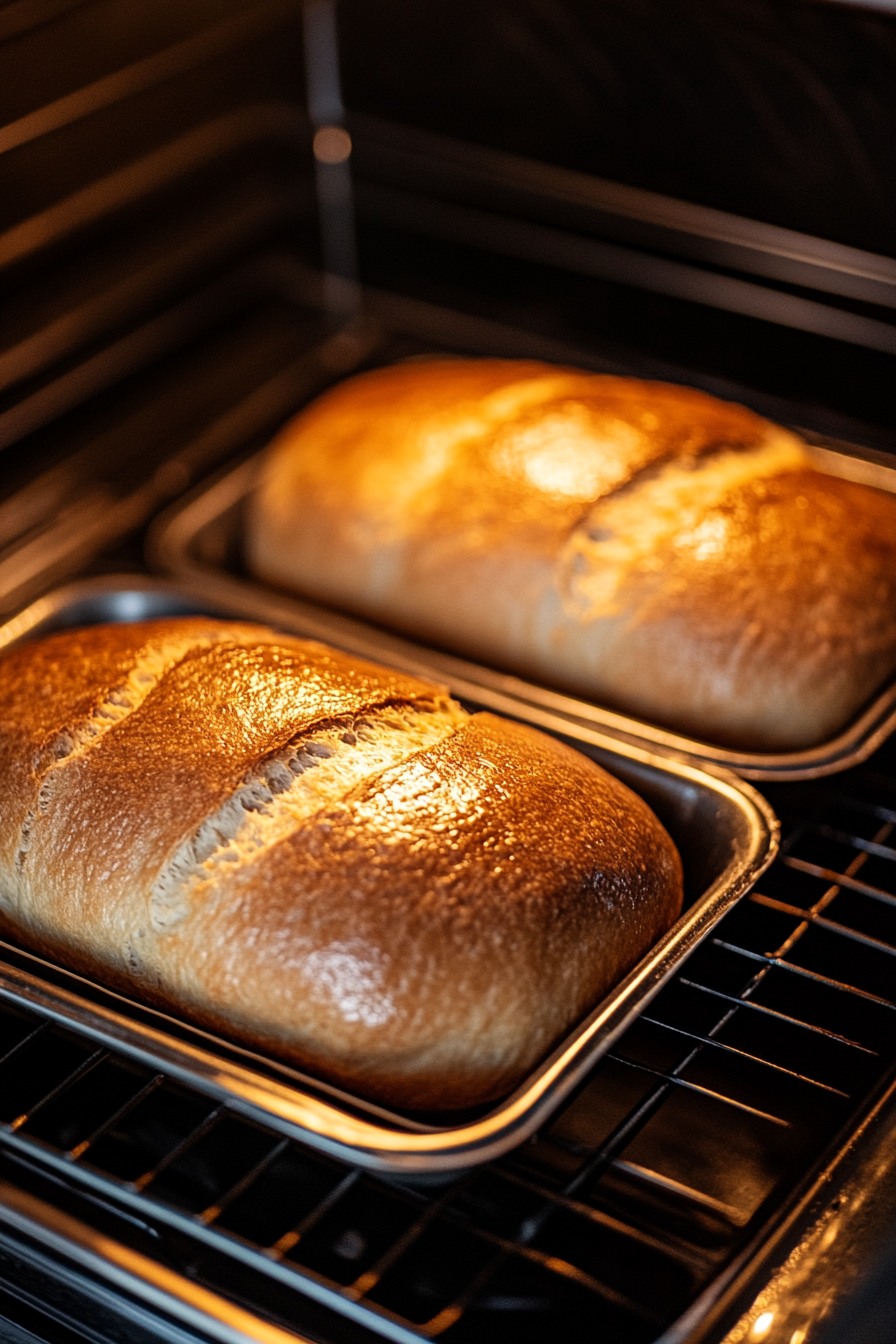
top-left (0, 575), bottom-right (776, 1175)
top-left (152, 434), bottom-right (896, 782)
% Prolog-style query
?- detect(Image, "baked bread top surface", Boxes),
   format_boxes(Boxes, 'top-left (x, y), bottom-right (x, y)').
top-left (255, 360), bottom-right (782, 560)
top-left (0, 617), bottom-right (683, 1109)
top-left (249, 360), bottom-right (896, 751)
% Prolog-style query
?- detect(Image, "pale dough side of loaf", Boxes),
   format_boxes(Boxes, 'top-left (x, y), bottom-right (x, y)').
top-left (248, 360), bottom-right (896, 750)
top-left (0, 619), bottom-right (684, 1110)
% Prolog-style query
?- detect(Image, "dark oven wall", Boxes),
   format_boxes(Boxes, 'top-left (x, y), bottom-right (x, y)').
top-left (339, 0), bottom-right (896, 252)
top-left (338, 0), bottom-right (896, 442)
top-left (0, 0), bottom-right (324, 616)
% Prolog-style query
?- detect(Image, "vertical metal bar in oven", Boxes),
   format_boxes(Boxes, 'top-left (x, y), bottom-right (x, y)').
top-left (303, 0), bottom-right (361, 324)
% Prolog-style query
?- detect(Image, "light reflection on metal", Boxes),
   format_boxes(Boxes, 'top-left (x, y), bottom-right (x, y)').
top-left (355, 183), bottom-right (896, 355)
top-left (716, 1077), bottom-right (896, 1344)
top-left (0, 104), bottom-right (309, 272)
top-left (0, 260), bottom-right (362, 612)
top-left (0, 1178), bottom-right (315, 1344)
top-left (0, 256), bottom-right (300, 452)
top-left (0, 170), bottom-right (308, 395)
top-left (313, 125), bottom-right (352, 165)
top-left (349, 114), bottom-right (896, 310)
top-left (303, 0), bottom-right (361, 324)
top-left (0, 1169), bottom-right (423, 1344)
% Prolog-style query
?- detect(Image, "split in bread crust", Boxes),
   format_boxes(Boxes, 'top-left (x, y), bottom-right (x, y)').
top-left (0, 618), bottom-right (683, 1110)
top-left (248, 360), bottom-right (896, 750)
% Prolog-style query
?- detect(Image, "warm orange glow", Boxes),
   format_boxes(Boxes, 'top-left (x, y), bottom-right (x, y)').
top-left (313, 124), bottom-right (351, 163)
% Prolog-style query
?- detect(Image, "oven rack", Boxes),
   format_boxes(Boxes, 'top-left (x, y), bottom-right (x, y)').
top-left (2, 742), bottom-right (896, 1344)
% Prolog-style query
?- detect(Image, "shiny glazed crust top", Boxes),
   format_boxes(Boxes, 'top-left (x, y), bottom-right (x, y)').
top-left (0, 618), bottom-right (683, 1110)
top-left (249, 360), bottom-right (896, 750)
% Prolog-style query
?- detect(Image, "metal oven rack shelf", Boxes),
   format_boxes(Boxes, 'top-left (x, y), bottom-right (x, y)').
top-left (2, 739), bottom-right (896, 1343)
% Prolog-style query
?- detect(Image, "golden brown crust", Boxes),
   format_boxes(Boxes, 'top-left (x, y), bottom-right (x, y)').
top-left (586, 469), bottom-right (896, 748)
top-left (0, 619), bottom-right (241, 880)
top-left (18, 639), bottom-right (441, 933)
top-left (248, 360), bottom-right (896, 750)
top-left (161, 713), bottom-right (682, 1109)
top-left (0, 618), bottom-right (683, 1110)
top-left (249, 360), bottom-right (775, 608)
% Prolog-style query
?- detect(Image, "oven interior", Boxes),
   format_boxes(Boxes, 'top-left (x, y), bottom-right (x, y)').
top-left (1, 1), bottom-right (895, 1341)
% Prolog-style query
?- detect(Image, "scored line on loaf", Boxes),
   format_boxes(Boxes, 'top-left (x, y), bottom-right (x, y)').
top-left (149, 698), bottom-right (469, 934)
top-left (12, 626), bottom-right (459, 899)
top-left (248, 359), bottom-right (896, 750)
top-left (558, 432), bottom-right (810, 620)
top-left (14, 627), bottom-right (242, 875)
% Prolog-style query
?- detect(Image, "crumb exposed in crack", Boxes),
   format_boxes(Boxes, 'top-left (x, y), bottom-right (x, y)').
top-left (149, 697), bottom-right (467, 934)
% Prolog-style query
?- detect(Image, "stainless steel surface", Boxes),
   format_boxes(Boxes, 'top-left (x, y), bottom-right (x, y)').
top-left (711, 1076), bottom-right (896, 1344)
top-left (3, 254), bottom-right (302, 452)
top-left (1, 103), bottom-right (312, 395)
top-left (0, 574), bottom-right (776, 1175)
top-left (3, 4), bottom-right (892, 1340)
top-left (0, 1178), bottom-right (314, 1344)
top-left (152, 441), bottom-right (896, 783)
top-left (0, 0), bottom-right (298, 161)
top-left (2, 669), bottom-right (894, 1344)
top-left (354, 181), bottom-right (896, 355)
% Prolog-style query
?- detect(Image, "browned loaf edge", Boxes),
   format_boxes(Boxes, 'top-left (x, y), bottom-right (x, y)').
top-left (0, 619), bottom-right (683, 1110)
top-left (248, 360), bottom-right (896, 751)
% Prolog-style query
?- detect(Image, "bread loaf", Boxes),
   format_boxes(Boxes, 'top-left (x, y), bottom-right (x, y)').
top-left (248, 360), bottom-right (896, 751)
top-left (0, 618), bottom-right (682, 1110)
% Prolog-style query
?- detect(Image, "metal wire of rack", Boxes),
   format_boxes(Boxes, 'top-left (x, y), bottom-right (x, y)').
top-left (1, 742), bottom-right (896, 1343)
